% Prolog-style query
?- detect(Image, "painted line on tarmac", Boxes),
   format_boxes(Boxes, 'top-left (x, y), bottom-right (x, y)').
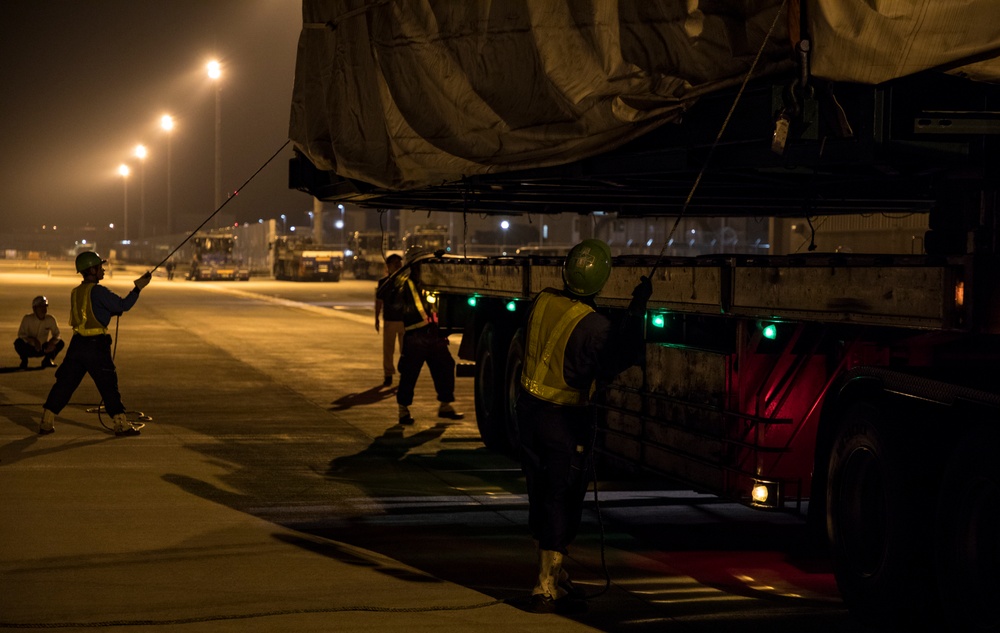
top-left (188, 283), bottom-right (372, 325)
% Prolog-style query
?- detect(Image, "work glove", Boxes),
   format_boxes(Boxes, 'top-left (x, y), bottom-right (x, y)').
top-left (134, 271), bottom-right (152, 290)
top-left (626, 275), bottom-right (653, 316)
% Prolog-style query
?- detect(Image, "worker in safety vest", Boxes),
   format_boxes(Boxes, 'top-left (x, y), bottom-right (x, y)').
top-left (517, 239), bottom-right (651, 613)
top-left (377, 246), bottom-right (464, 425)
top-left (38, 251), bottom-right (151, 436)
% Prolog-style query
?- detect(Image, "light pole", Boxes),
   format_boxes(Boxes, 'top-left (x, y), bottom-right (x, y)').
top-left (500, 219), bottom-right (510, 255)
top-left (160, 114), bottom-right (174, 234)
top-left (338, 204), bottom-right (345, 248)
top-left (207, 60), bottom-right (222, 217)
top-left (118, 164), bottom-right (130, 242)
top-left (134, 144), bottom-right (147, 239)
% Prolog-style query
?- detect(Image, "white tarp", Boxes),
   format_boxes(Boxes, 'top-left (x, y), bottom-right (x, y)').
top-left (289, 0), bottom-right (1000, 192)
top-left (810, 0), bottom-right (1000, 84)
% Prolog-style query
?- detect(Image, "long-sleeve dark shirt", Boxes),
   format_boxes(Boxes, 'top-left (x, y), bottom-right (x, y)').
top-left (89, 284), bottom-right (141, 327)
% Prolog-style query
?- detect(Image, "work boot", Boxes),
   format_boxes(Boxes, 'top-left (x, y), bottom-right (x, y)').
top-left (398, 404), bottom-right (414, 425)
top-left (437, 402), bottom-right (464, 420)
top-left (39, 409), bottom-right (55, 435)
top-left (532, 549), bottom-right (563, 601)
top-left (113, 413), bottom-right (141, 437)
top-left (558, 568), bottom-right (587, 599)
top-left (528, 549), bottom-right (587, 614)
top-left (41, 358), bottom-right (57, 368)
top-left (383, 375), bottom-right (393, 387)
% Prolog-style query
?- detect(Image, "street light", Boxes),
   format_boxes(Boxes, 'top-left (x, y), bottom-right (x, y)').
top-left (500, 219), bottom-right (510, 255)
top-left (134, 144), bottom-right (147, 239)
top-left (160, 114), bottom-right (174, 234)
top-left (118, 164), bottom-right (130, 242)
top-left (207, 60), bottom-right (222, 216)
top-left (280, 214), bottom-right (287, 234)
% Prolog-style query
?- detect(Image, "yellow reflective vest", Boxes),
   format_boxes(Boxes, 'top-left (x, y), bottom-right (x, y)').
top-left (70, 283), bottom-right (108, 336)
top-left (401, 277), bottom-right (433, 330)
top-left (520, 290), bottom-right (594, 406)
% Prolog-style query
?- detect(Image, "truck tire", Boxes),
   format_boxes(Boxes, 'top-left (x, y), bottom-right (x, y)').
top-left (825, 400), bottom-right (928, 628)
top-left (934, 425), bottom-right (1000, 633)
top-left (503, 329), bottom-right (525, 458)
top-left (474, 322), bottom-right (508, 452)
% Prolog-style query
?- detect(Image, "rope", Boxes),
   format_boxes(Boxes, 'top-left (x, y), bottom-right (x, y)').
top-left (649, 0), bottom-right (788, 277)
top-left (151, 140), bottom-right (291, 273)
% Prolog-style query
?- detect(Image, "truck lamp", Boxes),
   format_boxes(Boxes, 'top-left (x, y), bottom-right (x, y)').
top-left (760, 322), bottom-right (778, 340)
top-left (651, 313), bottom-right (666, 328)
top-left (506, 300), bottom-right (518, 312)
top-left (751, 480), bottom-right (781, 508)
top-left (426, 293), bottom-right (438, 304)
top-left (467, 295), bottom-right (478, 307)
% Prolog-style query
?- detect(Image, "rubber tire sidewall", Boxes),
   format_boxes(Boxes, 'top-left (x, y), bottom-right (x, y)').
top-left (474, 322), bottom-right (508, 452)
top-left (825, 400), bottom-right (927, 628)
top-left (503, 329), bottom-right (525, 459)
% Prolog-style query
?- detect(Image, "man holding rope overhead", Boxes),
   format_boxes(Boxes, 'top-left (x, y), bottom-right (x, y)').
top-left (38, 251), bottom-right (151, 437)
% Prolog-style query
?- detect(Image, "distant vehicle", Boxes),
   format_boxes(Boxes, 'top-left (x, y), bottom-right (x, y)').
top-left (187, 234), bottom-right (249, 281)
top-left (272, 235), bottom-right (343, 281)
top-left (348, 230), bottom-right (400, 280)
top-left (402, 225), bottom-right (450, 253)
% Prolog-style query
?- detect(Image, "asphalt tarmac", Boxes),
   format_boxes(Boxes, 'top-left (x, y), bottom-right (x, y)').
top-left (0, 262), bottom-right (879, 633)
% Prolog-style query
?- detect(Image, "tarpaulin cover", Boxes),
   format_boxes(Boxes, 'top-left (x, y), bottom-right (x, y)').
top-left (289, 0), bottom-right (1000, 191)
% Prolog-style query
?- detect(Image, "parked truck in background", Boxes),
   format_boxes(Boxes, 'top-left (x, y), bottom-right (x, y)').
top-left (271, 235), bottom-right (343, 281)
top-left (402, 225), bottom-right (450, 254)
top-left (186, 233), bottom-right (249, 281)
top-left (347, 230), bottom-right (400, 280)
top-left (287, 2), bottom-right (1000, 630)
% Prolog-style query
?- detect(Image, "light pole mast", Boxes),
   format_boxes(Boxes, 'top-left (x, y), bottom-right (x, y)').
top-left (207, 60), bottom-right (222, 218)
top-left (161, 114), bottom-right (174, 234)
top-left (134, 144), bottom-right (147, 239)
top-left (118, 164), bottom-right (130, 242)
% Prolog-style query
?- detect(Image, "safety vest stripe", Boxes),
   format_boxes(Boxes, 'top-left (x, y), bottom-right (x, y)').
top-left (404, 278), bottom-right (430, 331)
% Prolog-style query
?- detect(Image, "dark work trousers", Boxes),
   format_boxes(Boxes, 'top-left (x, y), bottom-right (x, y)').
top-left (14, 338), bottom-right (65, 362)
top-left (396, 325), bottom-right (456, 407)
top-left (43, 334), bottom-right (126, 417)
top-left (516, 390), bottom-right (594, 554)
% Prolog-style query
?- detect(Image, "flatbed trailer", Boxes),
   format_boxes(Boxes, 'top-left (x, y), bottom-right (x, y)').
top-left (286, 2), bottom-right (1000, 629)
top-left (420, 249), bottom-right (1000, 630)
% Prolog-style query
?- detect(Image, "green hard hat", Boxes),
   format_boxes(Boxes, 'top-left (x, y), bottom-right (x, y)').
top-left (75, 251), bottom-right (105, 273)
top-left (562, 239), bottom-right (612, 296)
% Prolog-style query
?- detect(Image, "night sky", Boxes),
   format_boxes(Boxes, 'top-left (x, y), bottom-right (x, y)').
top-left (0, 0), bottom-right (312, 238)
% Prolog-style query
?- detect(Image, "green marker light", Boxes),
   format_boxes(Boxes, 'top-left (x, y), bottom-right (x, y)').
top-left (506, 300), bottom-right (517, 312)
top-left (651, 314), bottom-right (666, 328)
top-left (467, 296), bottom-right (478, 307)
top-left (762, 323), bottom-right (778, 340)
